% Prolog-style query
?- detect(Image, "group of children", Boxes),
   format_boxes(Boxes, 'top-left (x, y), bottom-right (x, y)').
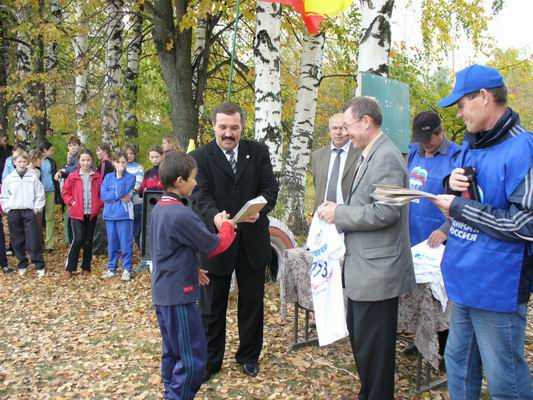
top-left (0, 135), bottom-right (182, 280)
top-left (1, 135), bottom-right (239, 399)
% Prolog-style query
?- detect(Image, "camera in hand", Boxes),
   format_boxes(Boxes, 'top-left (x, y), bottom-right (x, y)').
top-left (462, 166), bottom-right (481, 202)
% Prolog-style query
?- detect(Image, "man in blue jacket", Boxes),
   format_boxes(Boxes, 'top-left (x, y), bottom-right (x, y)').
top-left (408, 111), bottom-right (460, 248)
top-left (432, 64), bottom-right (533, 398)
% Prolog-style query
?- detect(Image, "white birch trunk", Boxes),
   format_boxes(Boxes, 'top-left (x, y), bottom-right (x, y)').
top-left (254, 2), bottom-right (283, 174)
top-left (357, 0), bottom-right (394, 79)
top-left (281, 32), bottom-right (325, 234)
top-left (15, 10), bottom-right (32, 142)
top-left (101, 0), bottom-right (124, 146)
top-left (124, 3), bottom-right (143, 138)
top-left (192, 17), bottom-right (207, 106)
top-left (45, 0), bottom-right (61, 108)
top-left (74, 0), bottom-right (89, 143)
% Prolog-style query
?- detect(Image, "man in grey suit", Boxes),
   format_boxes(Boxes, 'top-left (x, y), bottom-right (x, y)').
top-left (318, 97), bottom-right (415, 400)
top-left (311, 113), bottom-right (360, 212)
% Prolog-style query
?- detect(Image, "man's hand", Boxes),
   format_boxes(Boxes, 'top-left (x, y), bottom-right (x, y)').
top-left (242, 213), bottom-right (259, 224)
top-left (429, 195), bottom-right (456, 217)
top-left (198, 268), bottom-right (210, 286)
top-left (427, 230), bottom-right (447, 248)
top-left (449, 168), bottom-right (469, 192)
top-left (317, 201), bottom-right (337, 224)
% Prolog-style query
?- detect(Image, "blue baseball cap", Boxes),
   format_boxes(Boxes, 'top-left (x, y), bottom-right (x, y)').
top-left (437, 64), bottom-right (505, 108)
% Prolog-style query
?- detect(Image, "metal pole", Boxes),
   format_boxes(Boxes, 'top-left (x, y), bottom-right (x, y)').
top-left (227, 0), bottom-right (241, 101)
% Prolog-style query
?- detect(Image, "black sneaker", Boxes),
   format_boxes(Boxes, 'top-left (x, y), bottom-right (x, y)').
top-left (2, 266), bottom-right (14, 273)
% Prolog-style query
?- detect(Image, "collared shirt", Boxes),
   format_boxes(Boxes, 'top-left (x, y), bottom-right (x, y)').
top-left (417, 136), bottom-right (451, 157)
top-left (218, 143), bottom-right (239, 163)
top-left (324, 141), bottom-right (352, 204)
top-left (80, 170), bottom-right (94, 215)
top-left (362, 131), bottom-right (383, 159)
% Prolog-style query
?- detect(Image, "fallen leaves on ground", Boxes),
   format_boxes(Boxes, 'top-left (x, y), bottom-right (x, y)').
top-left (0, 214), bottom-right (532, 399)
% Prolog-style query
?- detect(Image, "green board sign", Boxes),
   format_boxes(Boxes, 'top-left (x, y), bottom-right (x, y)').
top-left (357, 72), bottom-right (411, 153)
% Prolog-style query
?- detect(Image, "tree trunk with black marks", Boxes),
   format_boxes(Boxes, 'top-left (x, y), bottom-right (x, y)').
top-left (124, 2), bottom-right (143, 139)
top-left (45, 0), bottom-right (61, 110)
top-left (281, 32), bottom-right (325, 235)
top-left (254, 2), bottom-right (283, 175)
top-left (14, 8), bottom-right (32, 142)
top-left (357, 0), bottom-right (394, 79)
top-left (0, 17), bottom-right (10, 140)
top-left (74, 0), bottom-right (89, 143)
top-left (101, 0), bottom-right (124, 147)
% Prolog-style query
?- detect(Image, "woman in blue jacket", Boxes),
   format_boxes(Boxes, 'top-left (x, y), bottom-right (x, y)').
top-left (100, 151), bottom-right (136, 281)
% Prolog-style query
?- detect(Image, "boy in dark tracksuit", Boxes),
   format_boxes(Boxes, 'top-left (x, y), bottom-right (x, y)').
top-left (149, 151), bottom-right (235, 400)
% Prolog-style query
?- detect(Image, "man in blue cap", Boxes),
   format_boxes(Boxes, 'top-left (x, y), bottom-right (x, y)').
top-left (431, 64), bottom-right (533, 398)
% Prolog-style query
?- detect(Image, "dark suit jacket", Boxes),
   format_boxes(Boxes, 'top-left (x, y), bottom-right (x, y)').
top-left (191, 139), bottom-right (279, 275)
top-left (311, 144), bottom-right (360, 212)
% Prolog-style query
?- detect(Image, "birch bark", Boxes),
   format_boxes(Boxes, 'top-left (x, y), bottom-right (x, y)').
top-left (14, 9), bottom-right (32, 141)
top-left (357, 0), bottom-right (394, 78)
top-left (254, 2), bottom-right (282, 175)
top-left (281, 32), bottom-right (325, 235)
top-left (74, 0), bottom-right (89, 143)
top-left (124, 2), bottom-right (143, 138)
top-left (101, 0), bottom-right (124, 147)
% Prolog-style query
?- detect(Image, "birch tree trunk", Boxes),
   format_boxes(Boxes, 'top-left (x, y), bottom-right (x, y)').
top-left (192, 16), bottom-right (207, 117)
top-left (281, 33), bottom-right (325, 235)
top-left (124, 2), bottom-right (143, 138)
top-left (15, 9), bottom-right (32, 142)
top-left (74, 0), bottom-right (89, 143)
top-left (0, 18), bottom-right (10, 140)
top-left (254, 2), bottom-right (283, 175)
top-left (357, 0), bottom-right (394, 78)
top-left (45, 0), bottom-right (61, 109)
top-left (101, 0), bottom-right (124, 147)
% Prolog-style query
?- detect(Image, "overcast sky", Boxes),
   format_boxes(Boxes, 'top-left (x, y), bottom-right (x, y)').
top-left (390, 0), bottom-right (532, 71)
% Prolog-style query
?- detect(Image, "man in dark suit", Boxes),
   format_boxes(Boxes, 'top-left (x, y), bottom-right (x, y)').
top-left (191, 102), bottom-right (279, 380)
top-left (318, 97), bottom-right (415, 400)
top-left (311, 113), bottom-right (360, 212)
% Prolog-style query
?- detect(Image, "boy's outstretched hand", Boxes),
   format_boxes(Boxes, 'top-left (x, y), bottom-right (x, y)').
top-left (198, 268), bottom-right (210, 286)
top-left (214, 211), bottom-right (236, 230)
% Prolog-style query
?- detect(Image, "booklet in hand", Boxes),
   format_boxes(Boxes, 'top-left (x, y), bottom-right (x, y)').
top-left (231, 196), bottom-right (267, 223)
top-left (372, 184), bottom-right (438, 206)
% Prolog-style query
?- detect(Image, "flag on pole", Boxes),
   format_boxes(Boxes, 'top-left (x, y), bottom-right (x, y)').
top-left (261, 0), bottom-right (352, 35)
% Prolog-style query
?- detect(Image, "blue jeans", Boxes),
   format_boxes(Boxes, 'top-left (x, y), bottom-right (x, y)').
top-left (445, 302), bottom-right (533, 399)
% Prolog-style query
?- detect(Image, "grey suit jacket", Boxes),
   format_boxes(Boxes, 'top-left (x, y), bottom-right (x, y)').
top-left (335, 134), bottom-right (416, 301)
top-left (311, 144), bottom-right (360, 212)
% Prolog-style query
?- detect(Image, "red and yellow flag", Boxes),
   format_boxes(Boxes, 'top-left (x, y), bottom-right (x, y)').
top-left (261, 0), bottom-right (352, 35)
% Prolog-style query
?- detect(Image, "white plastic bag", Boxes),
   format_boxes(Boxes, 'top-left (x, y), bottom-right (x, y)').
top-left (306, 213), bottom-right (348, 345)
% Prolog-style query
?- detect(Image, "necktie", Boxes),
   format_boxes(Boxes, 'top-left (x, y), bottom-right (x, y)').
top-left (326, 148), bottom-right (342, 202)
top-left (226, 150), bottom-right (236, 174)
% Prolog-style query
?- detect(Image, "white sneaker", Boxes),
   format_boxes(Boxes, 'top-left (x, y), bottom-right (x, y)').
top-left (36, 269), bottom-right (46, 278)
top-left (18, 268), bottom-right (27, 276)
top-left (101, 270), bottom-right (116, 279)
top-left (121, 271), bottom-right (131, 282)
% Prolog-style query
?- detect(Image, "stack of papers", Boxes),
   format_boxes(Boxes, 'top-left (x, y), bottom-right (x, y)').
top-left (373, 184), bottom-right (438, 206)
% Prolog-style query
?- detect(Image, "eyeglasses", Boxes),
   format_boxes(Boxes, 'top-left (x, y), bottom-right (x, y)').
top-left (342, 117), bottom-right (363, 132)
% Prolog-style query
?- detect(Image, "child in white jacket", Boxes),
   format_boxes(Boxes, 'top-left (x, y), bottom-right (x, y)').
top-left (0, 150), bottom-right (46, 277)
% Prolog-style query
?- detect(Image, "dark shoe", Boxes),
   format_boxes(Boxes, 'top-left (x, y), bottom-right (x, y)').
top-left (2, 266), bottom-right (14, 273)
top-left (241, 363), bottom-right (259, 377)
top-left (81, 270), bottom-right (91, 276)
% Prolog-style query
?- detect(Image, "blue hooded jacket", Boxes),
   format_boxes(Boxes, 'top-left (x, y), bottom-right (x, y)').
top-left (100, 171), bottom-right (135, 220)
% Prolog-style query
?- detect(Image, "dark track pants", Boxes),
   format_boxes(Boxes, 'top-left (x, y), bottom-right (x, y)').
top-left (66, 215), bottom-right (97, 272)
top-left (155, 303), bottom-right (207, 400)
top-left (7, 209), bottom-right (45, 270)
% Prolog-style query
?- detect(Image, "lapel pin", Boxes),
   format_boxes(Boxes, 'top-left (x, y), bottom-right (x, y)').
top-left (246, 155), bottom-right (250, 159)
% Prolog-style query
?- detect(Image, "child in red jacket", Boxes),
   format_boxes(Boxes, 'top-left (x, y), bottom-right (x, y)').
top-left (62, 149), bottom-right (103, 278)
